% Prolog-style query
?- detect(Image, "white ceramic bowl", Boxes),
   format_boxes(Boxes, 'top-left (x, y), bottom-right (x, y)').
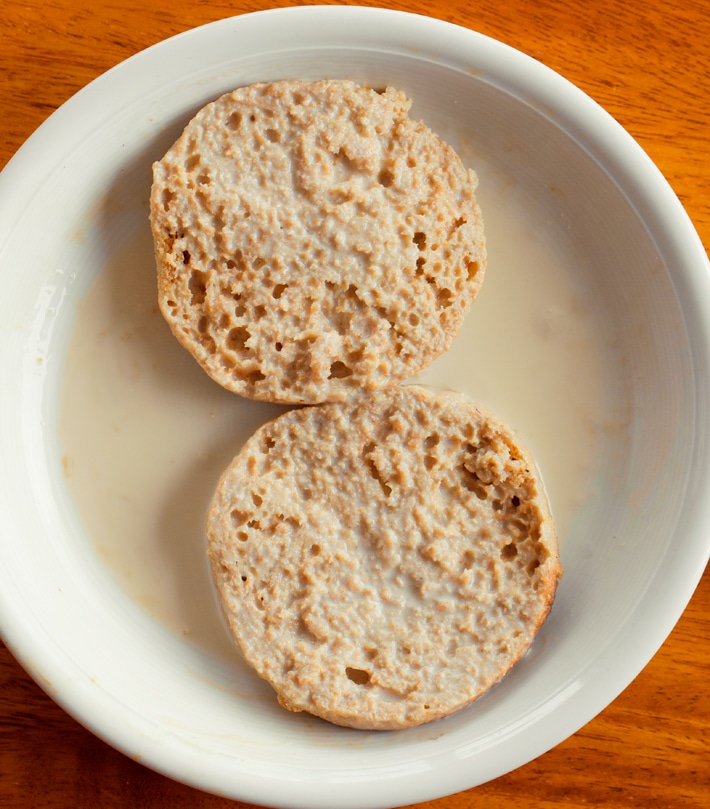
top-left (1, 7), bottom-right (708, 808)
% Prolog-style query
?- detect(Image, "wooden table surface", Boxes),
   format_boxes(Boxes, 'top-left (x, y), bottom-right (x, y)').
top-left (1, 0), bottom-right (708, 807)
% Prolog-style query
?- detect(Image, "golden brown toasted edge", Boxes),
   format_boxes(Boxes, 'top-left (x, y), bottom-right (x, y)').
top-left (150, 80), bottom-right (486, 405)
top-left (203, 386), bottom-right (562, 730)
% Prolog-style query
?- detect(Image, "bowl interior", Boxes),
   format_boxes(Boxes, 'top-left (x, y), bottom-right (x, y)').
top-left (1, 8), bottom-right (708, 809)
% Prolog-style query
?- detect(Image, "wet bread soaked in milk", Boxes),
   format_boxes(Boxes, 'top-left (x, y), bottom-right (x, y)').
top-left (207, 385), bottom-right (561, 730)
top-left (150, 79), bottom-right (486, 404)
top-left (152, 79), bottom-right (559, 729)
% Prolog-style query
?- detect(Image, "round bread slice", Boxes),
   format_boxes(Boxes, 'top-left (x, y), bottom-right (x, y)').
top-left (150, 79), bottom-right (486, 404)
top-left (207, 385), bottom-right (561, 730)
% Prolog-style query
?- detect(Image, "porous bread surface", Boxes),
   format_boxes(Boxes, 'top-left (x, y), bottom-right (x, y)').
top-left (150, 79), bottom-right (486, 404)
top-left (207, 385), bottom-right (561, 730)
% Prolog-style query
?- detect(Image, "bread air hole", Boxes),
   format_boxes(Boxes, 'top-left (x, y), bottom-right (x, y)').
top-left (501, 543), bottom-right (518, 560)
top-left (231, 509), bottom-right (248, 526)
top-left (184, 153), bottom-right (200, 173)
top-left (437, 288), bottom-right (454, 308)
top-left (226, 111), bottom-right (242, 130)
top-left (227, 326), bottom-right (250, 352)
top-left (188, 270), bottom-right (207, 305)
top-left (272, 283), bottom-right (287, 299)
top-left (466, 259), bottom-right (480, 281)
top-left (460, 466), bottom-right (488, 500)
top-left (364, 443), bottom-right (392, 497)
top-left (378, 168), bottom-right (394, 187)
top-left (345, 667), bottom-right (371, 686)
top-left (329, 360), bottom-right (353, 379)
top-left (413, 231), bottom-right (426, 250)
top-left (450, 216), bottom-right (467, 233)
top-left (198, 332), bottom-right (216, 352)
top-left (424, 434), bottom-right (440, 450)
top-left (161, 189), bottom-right (175, 211)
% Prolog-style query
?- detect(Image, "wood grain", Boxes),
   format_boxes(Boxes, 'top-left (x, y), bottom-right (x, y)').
top-left (1, 1), bottom-right (708, 807)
